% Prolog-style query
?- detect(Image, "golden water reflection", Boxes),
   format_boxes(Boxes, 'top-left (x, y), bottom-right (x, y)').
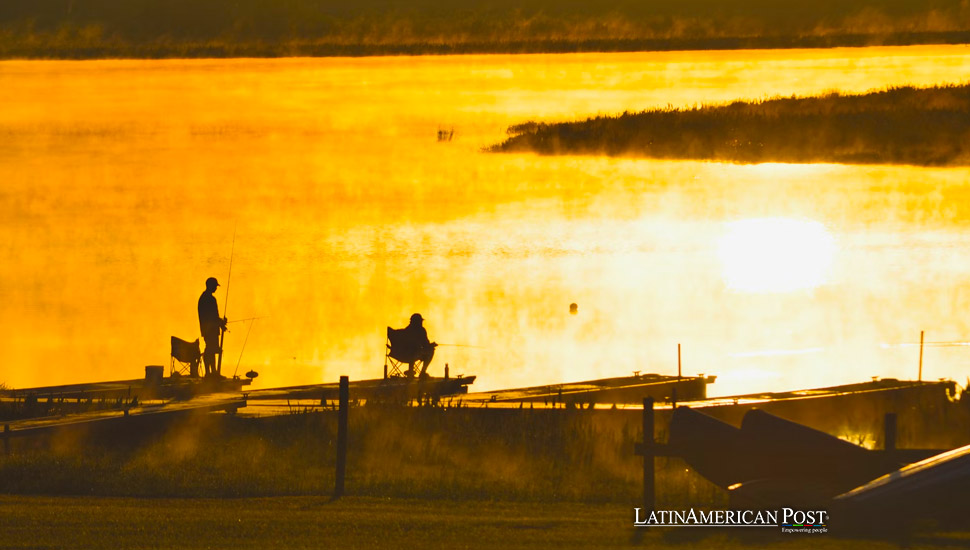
top-left (717, 218), bottom-right (836, 294)
top-left (1, 46), bottom-right (970, 395)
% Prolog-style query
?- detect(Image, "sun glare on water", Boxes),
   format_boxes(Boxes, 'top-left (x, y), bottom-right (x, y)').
top-left (717, 218), bottom-right (836, 293)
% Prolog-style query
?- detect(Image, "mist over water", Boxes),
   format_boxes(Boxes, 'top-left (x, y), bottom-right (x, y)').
top-left (2, 46), bottom-right (970, 395)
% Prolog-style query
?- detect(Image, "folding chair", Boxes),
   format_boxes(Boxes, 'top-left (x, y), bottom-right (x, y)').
top-left (385, 327), bottom-right (429, 379)
top-left (170, 336), bottom-right (202, 377)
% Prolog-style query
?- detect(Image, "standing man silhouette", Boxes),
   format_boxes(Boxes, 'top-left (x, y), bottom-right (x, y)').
top-left (198, 277), bottom-right (228, 377)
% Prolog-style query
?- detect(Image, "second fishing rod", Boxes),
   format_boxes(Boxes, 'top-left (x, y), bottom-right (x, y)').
top-left (217, 227), bottom-right (236, 376)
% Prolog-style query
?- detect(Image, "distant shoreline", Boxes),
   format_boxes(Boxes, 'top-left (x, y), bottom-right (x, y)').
top-left (2, 31), bottom-right (970, 60)
top-left (4, 0), bottom-right (970, 60)
top-left (489, 84), bottom-right (970, 167)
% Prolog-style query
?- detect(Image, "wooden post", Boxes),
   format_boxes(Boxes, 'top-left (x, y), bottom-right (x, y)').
top-left (918, 330), bottom-right (924, 382)
top-left (334, 375), bottom-right (349, 498)
top-left (677, 344), bottom-right (681, 379)
top-left (642, 397), bottom-right (655, 515)
top-left (884, 412), bottom-right (897, 452)
top-left (3, 424), bottom-right (9, 456)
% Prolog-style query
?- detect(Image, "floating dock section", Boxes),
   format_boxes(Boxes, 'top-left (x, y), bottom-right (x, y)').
top-left (462, 373), bottom-right (715, 406)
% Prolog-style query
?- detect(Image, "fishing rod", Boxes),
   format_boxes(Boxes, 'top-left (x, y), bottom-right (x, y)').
top-left (227, 316), bottom-right (266, 324)
top-left (233, 318), bottom-right (257, 378)
top-left (217, 224), bottom-right (236, 375)
top-left (436, 343), bottom-right (487, 349)
top-left (880, 341), bottom-right (970, 348)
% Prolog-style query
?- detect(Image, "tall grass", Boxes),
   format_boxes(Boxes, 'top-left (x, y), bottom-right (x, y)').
top-left (490, 84), bottom-right (970, 166)
top-left (2, 0), bottom-right (970, 58)
top-left (0, 407), bottom-right (723, 506)
top-left (3, 384), bottom-right (964, 503)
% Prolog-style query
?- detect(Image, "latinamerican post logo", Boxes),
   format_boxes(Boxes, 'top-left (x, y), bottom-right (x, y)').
top-left (634, 508), bottom-right (828, 534)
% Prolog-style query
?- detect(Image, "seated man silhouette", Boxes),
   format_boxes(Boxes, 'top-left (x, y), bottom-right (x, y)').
top-left (389, 313), bottom-right (437, 378)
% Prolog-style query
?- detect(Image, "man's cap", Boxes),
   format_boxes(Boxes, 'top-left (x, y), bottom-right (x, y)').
top-left (410, 313), bottom-right (423, 322)
top-left (206, 277), bottom-right (220, 287)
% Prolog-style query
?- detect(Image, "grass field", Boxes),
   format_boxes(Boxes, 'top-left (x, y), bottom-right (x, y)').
top-left (4, 495), bottom-right (970, 550)
top-left (2, 0), bottom-right (970, 58)
top-left (491, 84), bottom-right (970, 166)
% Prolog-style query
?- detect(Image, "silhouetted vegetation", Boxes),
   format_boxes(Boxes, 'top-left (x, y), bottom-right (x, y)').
top-left (0, 407), bottom-right (722, 505)
top-left (490, 84), bottom-right (970, 166)
top-left (5, 386), bottom-right (967, 500)
top-left (2, 0), bottom-right (970, 58)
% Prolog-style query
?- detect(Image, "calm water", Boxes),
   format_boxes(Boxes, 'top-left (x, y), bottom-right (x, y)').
top-left (2, 45), bottom-right (970, 395)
